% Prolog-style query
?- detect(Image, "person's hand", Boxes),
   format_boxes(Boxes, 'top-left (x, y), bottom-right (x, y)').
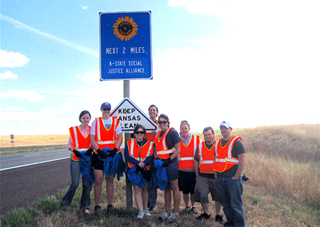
top-left (73, 149), bottom-right (81, 158)
top-left (162, 158), bottom-right (171, 167)
top-left (97, 149), bottom-right (107, 159)
top-left (138, 162), bottom-right (146, 168)
top-left (109, 148), bottom-right (118, 157)
top-left (85, 148), bottom-right (93, 156)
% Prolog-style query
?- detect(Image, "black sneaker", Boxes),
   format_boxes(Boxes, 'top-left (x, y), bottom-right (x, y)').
top-left (94, 205), bottom-right (101, 217)
top-left (196, 213), bottom-right (210, 220)
top-left (215, 214), bottom-right (224, 224)
top-left (107, 204), bottom-right (113, 210)
top-left (149, 207), bottom-right (155, 213)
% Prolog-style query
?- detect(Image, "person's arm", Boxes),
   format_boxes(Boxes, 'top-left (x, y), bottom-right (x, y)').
top-left (90, 135), bottom-right (99, 150)
top-left (194, 147), bottom-right (200, 177)
top-left (232, 153), bottom-right (245, 180)
top-left (153, 144), bottom-right (157, 159)
top-left (67, 136), bottom-right (73, 150)
top-left (124, 142), bottom-right (140, 166)
top-left (194, 160), bottom-right (199, 177)
top-left (115, 133), bottom-right (123, 149)
top-left (170, 142), bottom-right (180, 160)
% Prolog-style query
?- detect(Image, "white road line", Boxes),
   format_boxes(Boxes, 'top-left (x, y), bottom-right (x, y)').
top-left (0, 157), bottom-right (69, 172)
top-left (25, 154), bottom-right (41, 157)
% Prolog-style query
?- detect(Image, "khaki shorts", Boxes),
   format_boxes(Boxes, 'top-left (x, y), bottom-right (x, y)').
top-left (194, 175), bottom-right (219, 203)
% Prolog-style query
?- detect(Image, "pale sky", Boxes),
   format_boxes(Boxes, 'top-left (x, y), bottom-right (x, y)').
top-left (1, 0), bottom-right (319, 135)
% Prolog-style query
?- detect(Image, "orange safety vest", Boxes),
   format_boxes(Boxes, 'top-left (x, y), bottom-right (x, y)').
top-left (144, 121), bottom-right (159, 142)
top-left (178, 135), bottom-right (201, 171)
top-left (213, 136), bottom-right (242, 173)
top-left (69, 126), bottom-right (91, 161)
top-left (127, 138), bottom-right (153, 170)
top-left (94, 117), bottom-right (121, 154)
top-left (155, 127), bottom-right (176, 159)
top-left (198, 141), bottom-right (215, 174)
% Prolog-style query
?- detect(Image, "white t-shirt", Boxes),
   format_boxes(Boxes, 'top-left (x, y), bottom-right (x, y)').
top-left (90, 117), bottom-right (122, 135)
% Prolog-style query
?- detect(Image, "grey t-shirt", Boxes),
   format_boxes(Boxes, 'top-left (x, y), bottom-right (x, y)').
top-left (216, 138), bottom-right (246, 178)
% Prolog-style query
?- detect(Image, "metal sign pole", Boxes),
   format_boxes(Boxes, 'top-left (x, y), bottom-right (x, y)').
top-left (124, 80), bottom-right (133, 208)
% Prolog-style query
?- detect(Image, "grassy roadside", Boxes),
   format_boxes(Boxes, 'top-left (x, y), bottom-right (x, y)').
top-left (1, 178), bottom-right (319, 226)
top-left (1, 124), bottom-right (319, 226)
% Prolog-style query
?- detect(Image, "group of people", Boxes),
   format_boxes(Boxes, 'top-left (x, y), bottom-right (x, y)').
top-left (61, 102), bottom-right (246, 227)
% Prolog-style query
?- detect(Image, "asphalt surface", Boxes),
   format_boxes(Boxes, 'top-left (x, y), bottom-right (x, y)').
top-left (0, 158), bottom-right (71, 216)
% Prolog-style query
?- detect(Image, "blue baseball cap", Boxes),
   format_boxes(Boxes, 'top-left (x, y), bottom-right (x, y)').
top-left (101, 102), bottom-right (111, 110)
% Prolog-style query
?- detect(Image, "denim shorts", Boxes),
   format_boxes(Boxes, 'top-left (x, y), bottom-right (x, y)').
top-left (166, 161), bottom-right (179, 181)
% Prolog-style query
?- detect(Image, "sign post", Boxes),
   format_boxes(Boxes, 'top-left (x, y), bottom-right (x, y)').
top-left (100, 11), bottom-right (152, 208)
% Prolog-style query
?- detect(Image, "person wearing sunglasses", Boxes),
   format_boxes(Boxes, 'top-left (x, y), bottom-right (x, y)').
top-left (178, 120), bottom-right (201, 214)
top-left (61, 110), bottom-right (93, 215)
top-left (90, 102), bottom-right (123, 216)
top-left (155, 114), bottom-right (181, 221)
top-left (124, 124), bottom-right (154, 219)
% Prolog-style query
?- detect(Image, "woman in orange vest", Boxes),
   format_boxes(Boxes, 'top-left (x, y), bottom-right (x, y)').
top-left (124, 124), bottom-right (154, 219)
top-left (61, 110), bottom-right (93, 215)
top-left (155, 114), bottom-right (181, 221)
top-left (178, 120), bottom-right (201, 214)
top-left (90, 102), bottom-right (123, 216)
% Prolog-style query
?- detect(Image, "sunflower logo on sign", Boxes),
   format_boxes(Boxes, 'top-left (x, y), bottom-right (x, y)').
top-left (113, 16), bottom-right (138, 41)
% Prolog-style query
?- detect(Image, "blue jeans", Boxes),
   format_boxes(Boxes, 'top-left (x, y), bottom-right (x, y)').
top-left (215, 176), bottom-right (245, 227)
top-left (61, 160), bottom-right (92, 210)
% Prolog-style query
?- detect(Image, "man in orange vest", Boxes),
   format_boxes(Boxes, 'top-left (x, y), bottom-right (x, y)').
top-left (213, 121), bottom-right (246, 227)
top-left (194, 127), bottom-right (223, 224)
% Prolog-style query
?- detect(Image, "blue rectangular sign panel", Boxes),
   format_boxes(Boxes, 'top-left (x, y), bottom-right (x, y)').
top-left (99, 11), bottom-right (152, 81)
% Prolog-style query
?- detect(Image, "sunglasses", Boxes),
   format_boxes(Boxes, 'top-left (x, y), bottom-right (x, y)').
top-left (158, 121), bottom-right (167, 125)
top-left (135, 131), bottom-right (145, 134)
top-left (102, 107), bottom-right (111, 111)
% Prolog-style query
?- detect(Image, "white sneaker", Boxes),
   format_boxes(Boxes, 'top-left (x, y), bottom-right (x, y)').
top-left (137, 210), bottom-right (144, 219)
top-left (159, 211), bottom-right (169, 220)
top-left (169, 213), bottom-right (179, 221)
top-left (144, 208), bottom-right (151, 216)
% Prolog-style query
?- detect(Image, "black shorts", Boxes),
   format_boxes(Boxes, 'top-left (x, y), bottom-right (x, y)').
top-left (92, 153), bottom-right (104, 170)
top-left (178, 171), bottom-right (196, 194)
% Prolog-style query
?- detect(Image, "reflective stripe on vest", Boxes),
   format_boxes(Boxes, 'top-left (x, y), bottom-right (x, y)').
top-left (155, 128), bottom-right (176, 159)
top-left (178, 135), bottom-right (200, 170)
top-left (213, 136), bottom-right (241, 172)
top-left (198, 142), bottom-right (215, 174)
top-left (95, 117), bottom-right (120, 152)
top-left (128, 139), bottom-right (153, 169)
top-left (69, 126), bottom-right (91, 161)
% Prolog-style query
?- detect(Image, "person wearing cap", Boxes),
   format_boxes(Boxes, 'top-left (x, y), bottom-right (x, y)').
top-left (194, 126), bottom-right (223, 223)
top-left (90, 102), bottom-right (123, 216)
top-left (178, 120), bottom-right (201, 214)
top-left (155, 114), bottom-right (181, 221)
top-left (213, 121), bottom-right (246, 227)
top-left (144, 104), bottom-right (160, 213)
top-left (61, 110), bottom-right (93, 215)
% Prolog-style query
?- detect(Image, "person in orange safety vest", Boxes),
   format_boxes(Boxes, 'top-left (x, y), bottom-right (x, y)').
top-left (124, 124), bottom-right (154, 219)
top-left (61, 110), bottom-right (93, 215)
top-left (178, 120), bottom-right (201, 214)
top-left (90, 102), bottom-right (123, 217)
top-left (154, 114), bottom-right (181, 221)
top-left (213, 121), bottom-right (246, 227)
top-left (194, 126), bottom-right (223, 224)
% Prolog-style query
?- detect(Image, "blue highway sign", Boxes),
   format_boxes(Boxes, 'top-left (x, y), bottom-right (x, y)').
top-left (99, 11), bottom-right (152, 81)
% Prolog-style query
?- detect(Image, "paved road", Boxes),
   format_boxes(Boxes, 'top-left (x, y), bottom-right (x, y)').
top-left (0, 151), bottom-right (72, 216)
top-left (0, 149), bottom-right (70, 171)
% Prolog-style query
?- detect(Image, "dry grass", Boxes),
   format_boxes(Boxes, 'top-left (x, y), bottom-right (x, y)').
top-left (0, 134), bottom-right (69, 147)
top-left (1, 124), bottom-right (320, 226)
